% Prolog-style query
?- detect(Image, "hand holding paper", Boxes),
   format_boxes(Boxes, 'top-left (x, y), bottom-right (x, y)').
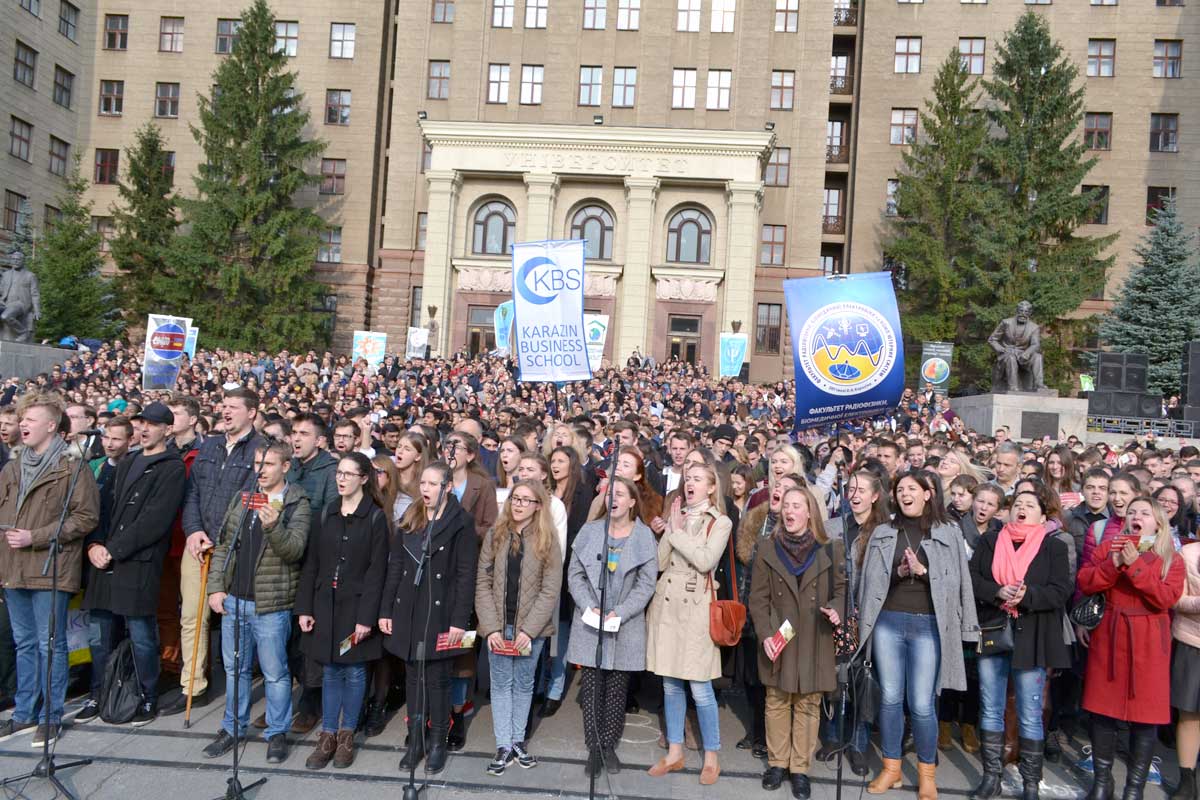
top-left (763, 619), bottom-right (795, 662)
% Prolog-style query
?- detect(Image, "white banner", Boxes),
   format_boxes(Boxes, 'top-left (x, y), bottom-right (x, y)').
top-left (405, 327), bottom-right (429, 360)
top-left (584, 314), bottom-right (609, 371)
top-left (142, 313), bottom-right (192, 391)
top-left (511, 239), bottom-right (591, 382)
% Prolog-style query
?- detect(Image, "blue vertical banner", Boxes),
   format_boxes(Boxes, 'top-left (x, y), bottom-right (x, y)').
top-left (783, 272), bottom-right (905, 430)
top-left (142, 313), bottom-right (191, 391)
top-left (719, 332), bottom-right (748, 378)
top-left (511, 239), bottom-right (591, 383)
top-left (493, 300), bottom-right (515, 355)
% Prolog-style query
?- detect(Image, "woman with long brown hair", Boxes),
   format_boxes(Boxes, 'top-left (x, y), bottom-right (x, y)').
top-left (393, 432), bottom-right (431, 519)
top-left (587, 446), bottom-right (664, 526)
top-left (495, 435), bottom-right (529, 503)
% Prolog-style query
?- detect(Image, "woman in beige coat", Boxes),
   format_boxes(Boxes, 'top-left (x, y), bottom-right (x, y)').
top-left (646, 461), bottom-right (732, 785)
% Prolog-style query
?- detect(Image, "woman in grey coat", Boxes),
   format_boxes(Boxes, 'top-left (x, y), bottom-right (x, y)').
top-left (566, 477), bottom-right (658, 778)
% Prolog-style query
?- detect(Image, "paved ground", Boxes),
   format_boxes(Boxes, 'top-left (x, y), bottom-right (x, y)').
top-left (0, 683), bottom-right (1169, 800)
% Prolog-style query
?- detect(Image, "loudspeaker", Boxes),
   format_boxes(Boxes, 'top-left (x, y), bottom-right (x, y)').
top-left (1098, 362), bottom-right (1125, 391)
top-left (1088, 390), bottom-right (1163, 418)
top-left (1097, 352), bottom-right (1150, 392)
top-left (1124, 353), bottom-right (1148, 392)
top-left (1182, 342), bottom-right (1200, 405)
top-left (1139, 393), bottom-right (1163, 417)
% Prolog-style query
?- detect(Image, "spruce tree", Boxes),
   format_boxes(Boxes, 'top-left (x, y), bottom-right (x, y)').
top-left (111, 122), bottom-right (178, 321)
top-left (1099, 199), bottom-right (1200, 395)
top-left (174, 0), bottom-right (329, 350)
top-left (32, 158), bottom-right (120, 341)
top-left (884, 50), bottom-right (992, 388)
top-left (978, 11), bottom-right (1116, 386)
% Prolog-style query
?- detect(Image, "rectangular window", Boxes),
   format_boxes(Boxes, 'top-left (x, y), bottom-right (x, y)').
top-left (579, 66), bottom-right (602, 105)
top-left (764, 146), bottom-right (790, 186)
top-left (1026, 0), bottom-right (1051, 5)
top-left (99, 80), bottom-right (124, 115)
top-left (584, 0), bottom-right (606, 29)
top-left (1154, 40), bottom-right (1182, 78)
top-left (760, 225), bottom-right (786, 266)
top-left (488, 64), bottom-right (510, 103)
top-left (1092, 0), bottom-right (1117, 6)
top-left (617, 0), bottom-right (639, 28)
top-left (94, 148), bottom-right (119, 184)
top-left (91, 215), bottom-right (114, 250)
top-left (330, 23), bottom-right (355, 59)
top-left (433, 0), bottom-right (455, 23)
top-left (421, 140), bottom-right (432, 171)
top-left (770, 70), bottom-right (795, 110)
top-left (671, 68), bottom-right (696, 108)
top-left (493, 0), bottom-right (514, 26)
top-left (13, 42), bottom-right (37, 88)
top-left (1084, 112), bottom-right (1112, 150)
top-left (706, 69), bottom-right (732, 110)
top-left (755, 303), bottom-right (782, 355)
top-left (823, 188), bottom-right (844, 226)
top-left (711, 0), bottom-right (735, 32)
top-left (1083, 185), bottom-right (1109, 224)
top-left (52, 66), bottom-right (73, 109)
top-left (526, 0), bottom-right (548, 28)
top-left (48, 135), bottom-right (68, 176)
top-left (318, 227), bottom-right (342, 263)
top-left (775, 0), bottom-right (798, 32)
top-left (1147, 186), bottom-right (1175, 223)
top-left (890, 108), bottom-right (918, 144)
top-left (325, 89), bottom-right (351, 124)
top-left (1158, 0), bottom-right (1184, 5)
top-left (58, 1), bottom-right (79, 41)
top-left (886, 179), bottom-right (900, 216)
top-left (520, 64), bottom-right (544, 104)
top-left (1088, 39), bottom-right (1115, 77)
top-left (427, 61), bottom-right (450, 99)
top-left (895, 37), bottom-right (922, 73)
top-left (216, 19), bottom-right (241, 54)
top-left (410, 287), bottom-right (423, 328)
top-left (44, 205), bottom-right (60, 227)
top-left (162, 151), bottom-right (175, 185)
top-left (677, 0), bottom-right (701, 31)
top-left (155, 82), bottom-right (180, 118)
top-left (275, 21), bottom-right (299, 56)
top-left (320, 159), bottom-right (346, 195)
top-left (4, 191), bottom-right (26, 231)
top-left (960, 38), bottom-right (985, 75)
top-left (820, 255), bottom-right (840, 275)
top-left (104, 14), bottom-right (128, 50)
top-left (613, 67), bottom-right (636, 106)
top-left (1150, 113), bottom-right (1179, 152)
top-left (9, 118), bottom-right (32, 162)
top-left (416, 213), bottom-right (428, 250)
top-left (159, 17), bottom-right (184, 53)
top-left (19, 0), bottom-right (39, 16)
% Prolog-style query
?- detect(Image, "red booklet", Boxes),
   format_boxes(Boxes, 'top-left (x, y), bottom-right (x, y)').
top-left (491, 640), bottom-right (531, 657)
top-left (435, 630), bottom-right (477, 652)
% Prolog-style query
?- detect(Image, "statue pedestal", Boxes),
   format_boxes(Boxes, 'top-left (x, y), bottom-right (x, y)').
top-left (953, 393), bottom-right (1089, 441)
top-left (0, 341), bottom-right (72, 382)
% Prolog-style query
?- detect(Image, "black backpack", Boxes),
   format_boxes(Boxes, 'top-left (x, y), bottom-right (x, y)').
top-left (99, 639), bottom-right (143, 724)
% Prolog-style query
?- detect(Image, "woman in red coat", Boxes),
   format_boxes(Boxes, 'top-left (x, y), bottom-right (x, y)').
top-left (1078, 496), bottom-right (1184, 800)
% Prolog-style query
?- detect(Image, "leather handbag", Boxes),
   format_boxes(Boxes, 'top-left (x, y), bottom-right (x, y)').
top-left (848, 647), bottom-right (882, 724)
top-left (1070, 593), bottom-right (1106, 631)
top-left (977, 617), bottom-right (1015, 656)
top-left (705, 518), bottom-right (746, 647)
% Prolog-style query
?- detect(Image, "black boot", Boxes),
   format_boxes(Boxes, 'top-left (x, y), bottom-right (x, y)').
top-left (972, 729), bottom-right (1006, 800)
top-left (399, 715), bottom-right (425, 771)
top-left (426, 724), bottom-right (450, 774)
top-left (446, 710), bottom-right (466, 752)
top-left (1088, 717), bottom-right (1118, 800)
top-left (1172, 768), bottom-right (1197, 800)
top-left (1122, 726), bottom-right (1159, 800)
top-left (1018, 737), bottom-right (1045, 800)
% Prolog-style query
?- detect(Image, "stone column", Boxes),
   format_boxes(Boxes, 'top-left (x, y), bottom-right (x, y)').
top-left (722, 180), bottom-right (763, 343)
top-left (522, 173), bottom-right (560, 242)
top-left (422, 169), bottom-right (463, 356)
top-left (617, 177), bottom-right (660, 361)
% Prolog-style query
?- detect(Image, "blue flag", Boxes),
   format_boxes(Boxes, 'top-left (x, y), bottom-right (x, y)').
top-left (719, 332), bottom-right (748, 378)
top-left (783, 273), bottom-right (905, 431)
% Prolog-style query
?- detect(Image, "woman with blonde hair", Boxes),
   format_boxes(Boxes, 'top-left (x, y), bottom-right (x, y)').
top-left (475, 479), bottom-right (563, 775)
top-left (937, 450), bottom-right (986, 489)
top-left (1079, 497), bottom-right (1184, 800)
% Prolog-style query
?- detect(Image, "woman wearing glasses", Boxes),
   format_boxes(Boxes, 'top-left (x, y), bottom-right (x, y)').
top-left (475, 480), bottom-right (563, 776)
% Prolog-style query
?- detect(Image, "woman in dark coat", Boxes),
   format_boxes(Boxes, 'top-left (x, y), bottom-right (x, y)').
top-left (379, 461), bottom-right (477, 775)
top-left (296, 452), bottom-right (389, 770)
top-left (969, 490), bottom-right (1073, 800)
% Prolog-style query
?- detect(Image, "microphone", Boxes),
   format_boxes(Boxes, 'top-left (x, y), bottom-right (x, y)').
top-left (76, 428), bottom-right (104, 438)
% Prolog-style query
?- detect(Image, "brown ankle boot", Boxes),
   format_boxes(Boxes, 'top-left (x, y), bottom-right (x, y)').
top-left (333, 729), bottom-right (356, 768)
top-left (868, 757), bottom-right (904, 794)
top-left (918, 762), bottom-right (938, 800)
top-left (305, 731), bottom-right (337, 770)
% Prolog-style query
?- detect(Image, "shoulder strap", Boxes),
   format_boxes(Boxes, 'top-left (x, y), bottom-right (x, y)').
top-left (825, 541), bottom-right (835, 606)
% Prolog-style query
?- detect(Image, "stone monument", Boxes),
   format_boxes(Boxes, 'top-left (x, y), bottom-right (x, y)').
top-left (0, 251), bottom-right (41, 344)
top-left (988, 300), bottom-right (1050, 395)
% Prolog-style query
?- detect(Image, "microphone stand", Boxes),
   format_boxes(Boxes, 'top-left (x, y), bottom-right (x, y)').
top-left (1, 433), bottom-right (96, 800)
top-left (588, 471), bottom-right (618, 800)
top-left (832, 459), bottom-right (857, 800)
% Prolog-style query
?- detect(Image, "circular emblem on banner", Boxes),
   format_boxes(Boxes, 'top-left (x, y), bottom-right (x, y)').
top-left (796, 302), bottom-right (898, 396)
top-left (921, 357), bottom-right (951, 385)
top-left (149, 322), bottom-right (186, 361)
top-left (516, 256), bottom-right (559, 305)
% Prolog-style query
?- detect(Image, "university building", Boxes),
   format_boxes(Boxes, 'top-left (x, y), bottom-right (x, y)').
top-left (2, 0), bottom-right (1197, 381)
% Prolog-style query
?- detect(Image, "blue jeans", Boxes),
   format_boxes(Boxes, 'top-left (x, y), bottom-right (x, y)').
top-left (219, 596), bottom-right (292, 739)
top-left (322, 662), bottom-right (367, 733)
top-left (544, 618), bottom-right (572, 701)
top-left (489, 638), bottom-right (545, 748)
top-left (978, 653), bottom-right (1046, 741)
top-left (819, 697), bottom-right (871, 753)
top-left (6, 589), bottom-right (69, 725)
top-left (89, 610), bottom-right (160, 703)
top-left (663, 677), bottom-right (721, 751)
top-left (874, 610), bottom-right (940, 763)
top-left (451, 675), bottom-right (470, 708)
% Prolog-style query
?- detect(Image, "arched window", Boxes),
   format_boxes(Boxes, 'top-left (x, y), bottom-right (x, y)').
top-left (472, 199), bottom-right (516, 255)
top-left (666, 207), bottom-right (712, 264)
top-left (569, 205), bottom-right (615, 260)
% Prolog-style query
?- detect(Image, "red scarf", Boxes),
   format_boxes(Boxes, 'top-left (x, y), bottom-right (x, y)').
top-left (992, 521), bottom-right (1049, 614)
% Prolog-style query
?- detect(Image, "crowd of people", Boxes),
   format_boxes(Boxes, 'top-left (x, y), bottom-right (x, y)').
top-left (0, 342), bottom-right (1198, 800)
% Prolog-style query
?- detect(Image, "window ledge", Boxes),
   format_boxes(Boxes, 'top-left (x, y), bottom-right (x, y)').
top-left (652, 264), bottom-right (723, 282)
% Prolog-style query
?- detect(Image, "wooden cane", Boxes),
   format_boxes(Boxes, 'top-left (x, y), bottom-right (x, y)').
top-left (183, 550), bottom-right (211, 729)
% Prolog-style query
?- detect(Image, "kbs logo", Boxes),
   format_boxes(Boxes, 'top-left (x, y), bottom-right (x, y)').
top-left (516, 256), bottom-right (582, 306)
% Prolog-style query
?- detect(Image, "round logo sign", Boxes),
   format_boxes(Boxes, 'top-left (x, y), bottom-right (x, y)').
top-left (149, 322), bottom-right (186, 361)
top-left (795, 302), bottom-right (898, 396)
top-left (921, 357), bottom-right (951, 385)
